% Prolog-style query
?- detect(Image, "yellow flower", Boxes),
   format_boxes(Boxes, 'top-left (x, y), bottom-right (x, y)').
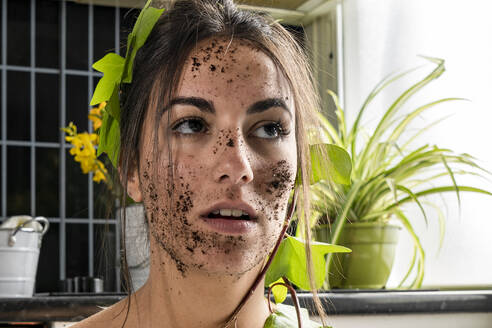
top-left (89, 102), bottom-right (106, 131)
top-left (61, 122), bottom-right (77, 136)
top-left (62, 122), bottom-right (108, 184)
top-left (93, 160), bottom-right (108, 183)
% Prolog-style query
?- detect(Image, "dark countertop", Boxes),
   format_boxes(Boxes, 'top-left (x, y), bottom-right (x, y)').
top-left (1, 290), bottom-right (491, 322)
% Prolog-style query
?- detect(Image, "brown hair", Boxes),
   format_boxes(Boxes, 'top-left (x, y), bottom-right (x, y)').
top-left (118, 0), bottom-right (327, 325)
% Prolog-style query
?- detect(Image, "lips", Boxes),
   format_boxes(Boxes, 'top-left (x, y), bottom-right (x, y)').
top-left (199, 201), bottom-right (258, 221)
top-left (198, 201), bottom-right (259, 234)
top-left (204, 207), bottom-right (251, 221)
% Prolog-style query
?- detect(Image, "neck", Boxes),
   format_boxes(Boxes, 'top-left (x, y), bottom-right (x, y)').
top-left (133, 237), bottom-right (270, 328)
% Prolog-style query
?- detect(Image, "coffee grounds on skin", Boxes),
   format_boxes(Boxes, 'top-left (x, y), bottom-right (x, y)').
top-left (140, 39), bottom-right (294, 278)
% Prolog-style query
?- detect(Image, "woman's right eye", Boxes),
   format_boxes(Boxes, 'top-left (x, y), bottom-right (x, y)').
top-left (171, 118), bottom-right (208, 135)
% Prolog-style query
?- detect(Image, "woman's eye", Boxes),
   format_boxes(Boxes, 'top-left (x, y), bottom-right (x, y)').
top-left (172, 118), bottom-right (207, 135)
top-left (252, 122), bottom-right (285, 139)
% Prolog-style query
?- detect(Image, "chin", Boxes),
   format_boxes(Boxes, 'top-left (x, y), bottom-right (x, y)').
top-left (182, 244), bottom-right (267, 277)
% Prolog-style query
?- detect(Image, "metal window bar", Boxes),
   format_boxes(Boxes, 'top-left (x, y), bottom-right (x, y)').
top-left (1, 0), bottom-right (7, 219)
top-left (0, 140), bottom-right (78, 148)
top-left (0, 65), bottom-right (103, 76)
top-left (30, 0), bottom-right (36, 217)
top-left (88, 2), bottom-right (94, 278)
top-left (0, 0), bottom-right (121, 291)
top-left (59, 0), bottom-right (67, 281)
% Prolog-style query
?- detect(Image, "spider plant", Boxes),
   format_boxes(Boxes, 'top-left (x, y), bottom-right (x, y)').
top-left (309, 56), bottom-right (492, 288)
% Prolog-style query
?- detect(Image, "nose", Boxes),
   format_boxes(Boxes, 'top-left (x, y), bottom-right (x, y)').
top-left (212, 134), bottom-right (254, 185)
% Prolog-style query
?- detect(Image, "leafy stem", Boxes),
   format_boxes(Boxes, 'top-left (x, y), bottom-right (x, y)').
top-left (267, 276), bottom-right (302, 328)
top-left (222, 188), bottom-right (299, 328)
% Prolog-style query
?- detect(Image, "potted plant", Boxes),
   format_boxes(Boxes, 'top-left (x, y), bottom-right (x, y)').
top-left (308, 57), bottom-right (492, 289)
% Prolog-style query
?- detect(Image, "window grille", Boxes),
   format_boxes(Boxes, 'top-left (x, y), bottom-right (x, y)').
top-left (0, 0), bottom-right (127, 292)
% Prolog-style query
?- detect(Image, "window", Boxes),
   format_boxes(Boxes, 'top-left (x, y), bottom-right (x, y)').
top-left (0, 0), bottom-right (135, 293)
top-left (341, 0), bottom-right (492, 288)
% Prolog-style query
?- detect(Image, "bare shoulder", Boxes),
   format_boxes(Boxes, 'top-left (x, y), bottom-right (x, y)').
top-left (69, 297), bottom-right (131, 328)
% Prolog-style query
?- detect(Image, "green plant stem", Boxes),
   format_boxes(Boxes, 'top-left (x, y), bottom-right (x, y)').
top-left (222, 188), bottom-right (299, 328)
top-left (266, 277), bottom-right (302, 328)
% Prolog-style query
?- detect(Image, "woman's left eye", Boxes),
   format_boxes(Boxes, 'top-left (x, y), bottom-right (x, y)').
top-left (251, 122), bottom-right (288, 139)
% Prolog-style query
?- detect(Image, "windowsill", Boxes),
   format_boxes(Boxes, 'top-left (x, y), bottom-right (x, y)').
top-left (0, 289), bottom-right (491, 322)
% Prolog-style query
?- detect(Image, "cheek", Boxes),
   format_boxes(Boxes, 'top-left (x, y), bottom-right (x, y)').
top-left (254, 158), bottom-right (297, 225)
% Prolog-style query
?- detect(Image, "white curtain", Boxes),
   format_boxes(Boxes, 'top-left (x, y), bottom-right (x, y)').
top-left (342, 0), bottom-right (492, 287)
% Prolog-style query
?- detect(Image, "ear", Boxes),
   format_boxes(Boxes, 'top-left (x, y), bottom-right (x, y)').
top-left (124, 166), bottom-right (143, 202)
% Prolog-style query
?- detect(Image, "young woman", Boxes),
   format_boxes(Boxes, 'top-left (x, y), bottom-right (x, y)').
top-left (74, 0), bottom-right (328, 327)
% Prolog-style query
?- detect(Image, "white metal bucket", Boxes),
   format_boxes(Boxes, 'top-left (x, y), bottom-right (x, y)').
top-left (121, 204), bottom-right (149, 291)
top-left (0, 217), bottom-right (49, 297)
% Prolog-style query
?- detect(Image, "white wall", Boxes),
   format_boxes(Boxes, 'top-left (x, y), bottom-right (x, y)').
top-left (341, 0), bottom-right (492, 288)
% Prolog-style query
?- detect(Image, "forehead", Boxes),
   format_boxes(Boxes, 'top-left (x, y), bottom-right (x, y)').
top-left (178, 38), bottom-right (293, 105)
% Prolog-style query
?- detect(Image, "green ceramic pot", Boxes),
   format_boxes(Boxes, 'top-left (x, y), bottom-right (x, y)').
top-left (314, 222), bottom-right (401, 289)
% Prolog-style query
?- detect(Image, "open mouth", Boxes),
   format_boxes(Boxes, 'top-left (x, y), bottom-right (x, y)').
top-left (200, 208), bottom-right (257, 234)
top-left (204, 209), bottom-right (252, 220)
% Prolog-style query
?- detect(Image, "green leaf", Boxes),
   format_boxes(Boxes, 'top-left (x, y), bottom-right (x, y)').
top-left (269, 278), bottom-right (288, 304)
top-left (326, 89), bottom-right (346, 144)
top-left (441, 154), bottom-right (461, 210)
top-left (90, 53), bottom-right (125, 105)
top-left (122, 1), bottom-right (165, 83)
top-left (263, 304), bottom-right (327, 328)
top-left (316, 110), bottom-right (343, 146)
top-left (98, 110), bottom-right (120, 168)
top-left (265, 236), bottom-right (351, 290)
top-left (386, 186), bottom-right (492, 210)
top-left (348, 65), bottom-right (423, 157)
top-left (396, 184), bottom-right (429, 228)
top-left (106, 86), bottom-right (121, 122)
top-left (310, 144), bottom-right (352, 185)
top-left (356, 57), bottom-right (445, 174)
top-left (394, 209), bottom-right (425, 288)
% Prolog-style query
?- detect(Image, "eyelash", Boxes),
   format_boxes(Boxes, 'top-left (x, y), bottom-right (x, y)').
top-left (252, 120), bottom-right (291, 140)
top-left (171, 116), bottom-right (209, 136)
top-left (170, 117), bottom-right (291, 140)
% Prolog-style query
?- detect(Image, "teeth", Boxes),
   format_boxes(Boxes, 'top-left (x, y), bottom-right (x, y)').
top-left (211, 209), bottom-right (249, 217)
top-left (219, 209), bottom-right (232, 216)
top-left (232, 209), bottom-right (243, 217)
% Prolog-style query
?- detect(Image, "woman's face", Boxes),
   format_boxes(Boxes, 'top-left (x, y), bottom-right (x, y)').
top-left (130, 38), bottom-right (297, 277)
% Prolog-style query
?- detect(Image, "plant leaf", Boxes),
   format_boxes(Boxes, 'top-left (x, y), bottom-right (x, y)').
top-left (269, 277), bottom-right (288, 304)
top-left (421, 200), bottom-right (446, 252)
top-left (348, 65), bottom-right (423, 157)
top-left (326, 89), bottom-right (346, 144)
top-left (106, 86), bottom-right (121, 122)
top-left (394, 209), bottom-right (425, 288)
top-left (398, 244), bottom-right (418, 288)
top-left (265, 236), bottom-right (351, 290)
top-left (310, 144), bottom-right (352, 185)
top-left (441, 154), bottom-right (461, 211)
top-left (396, 184), bottom-right (429, 228)
top-left (90, 53), bottom-right (124, 105)
top-left (98, 110), bottom-right (120, 167)
top-left (386, 186), bottom-right (492, 210)
top-left (264, 303), bottom-right (326, 328)
top-left (387, 98), bottom-right (465, 144)
top-left (122, 1), bottom-right (165, 83)
top-left (316, 111), bottom-right (343, 146)
top-left (356, 58), bottom-right (445, 174)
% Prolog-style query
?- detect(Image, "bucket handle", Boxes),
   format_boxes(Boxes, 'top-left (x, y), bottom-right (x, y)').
top-left (8, 217), bottom-right (49, 247)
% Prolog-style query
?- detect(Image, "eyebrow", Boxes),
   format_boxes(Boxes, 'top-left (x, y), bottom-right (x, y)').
top-left (161, 96), bottom-right (292, 118)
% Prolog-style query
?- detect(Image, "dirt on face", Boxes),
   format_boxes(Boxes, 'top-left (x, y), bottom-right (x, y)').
top-left (138, 38), bottom-right (297, 278)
